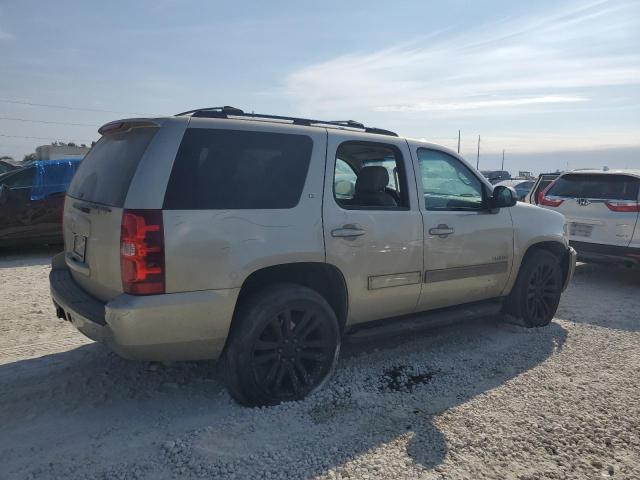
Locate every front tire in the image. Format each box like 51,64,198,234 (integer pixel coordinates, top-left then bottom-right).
506,250,563,327
224,284,341,407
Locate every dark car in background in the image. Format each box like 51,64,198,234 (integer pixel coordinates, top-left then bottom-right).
481,170,511,184
495,179,535,201
0,160,18,176
0,159,81,247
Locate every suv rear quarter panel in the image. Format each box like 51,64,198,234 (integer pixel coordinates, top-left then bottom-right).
125,117,190,208
162,119,328,293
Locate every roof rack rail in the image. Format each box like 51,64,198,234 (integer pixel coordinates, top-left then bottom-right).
174,106,398,137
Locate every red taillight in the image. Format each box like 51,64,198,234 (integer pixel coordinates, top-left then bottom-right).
605,201,640,212
537,180,563,207
120,209,165,295
538,191,564,207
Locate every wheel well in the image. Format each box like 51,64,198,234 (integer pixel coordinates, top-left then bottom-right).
522,241,570,282
233,262,349,332
524,241,566,259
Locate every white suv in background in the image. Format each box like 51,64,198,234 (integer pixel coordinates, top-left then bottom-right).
538,169,640,266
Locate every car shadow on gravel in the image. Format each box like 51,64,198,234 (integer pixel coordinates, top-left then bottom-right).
0,244,61,269
0,315,567,479
557,262,640,332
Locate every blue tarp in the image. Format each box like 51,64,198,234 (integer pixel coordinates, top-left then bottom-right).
31,159,82,200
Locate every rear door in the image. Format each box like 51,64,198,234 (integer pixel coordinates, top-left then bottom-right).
63,120,179,301
543,173,640,247
322,131,423,325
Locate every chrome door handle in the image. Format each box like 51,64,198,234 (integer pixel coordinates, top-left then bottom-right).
331,225,366,238
429,224,455,237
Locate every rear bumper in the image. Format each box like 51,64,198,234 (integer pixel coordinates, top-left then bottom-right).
49,255,239,361
570,240,640,265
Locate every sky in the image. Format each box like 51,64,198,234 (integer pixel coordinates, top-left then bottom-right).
0,0,639,174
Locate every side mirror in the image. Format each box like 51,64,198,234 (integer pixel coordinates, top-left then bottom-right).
490,185,518,209
0,184,8,205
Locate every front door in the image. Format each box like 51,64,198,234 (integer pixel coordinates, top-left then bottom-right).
323,132,423,325
410,146,514,310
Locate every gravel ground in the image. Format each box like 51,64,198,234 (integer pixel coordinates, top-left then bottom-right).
0,245,639,480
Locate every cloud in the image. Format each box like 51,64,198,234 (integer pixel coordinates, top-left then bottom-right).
423,128,640,155
282,1,640,115
376,95,588,112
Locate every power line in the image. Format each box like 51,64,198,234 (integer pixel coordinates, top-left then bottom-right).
0,116,98,127
0,98,152,116
0,133,93,142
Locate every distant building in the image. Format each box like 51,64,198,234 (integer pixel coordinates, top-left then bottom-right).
36,144,90,161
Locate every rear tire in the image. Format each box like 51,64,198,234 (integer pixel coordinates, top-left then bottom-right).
506,250,562,327
224,284,341,407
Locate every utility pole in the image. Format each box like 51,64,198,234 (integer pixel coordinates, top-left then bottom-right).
476,135,480,169
457,130,461,154
501,149,505,171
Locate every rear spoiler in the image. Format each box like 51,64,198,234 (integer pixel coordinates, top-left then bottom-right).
98,119,160,135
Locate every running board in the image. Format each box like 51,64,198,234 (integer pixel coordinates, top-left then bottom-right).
346,299,504,343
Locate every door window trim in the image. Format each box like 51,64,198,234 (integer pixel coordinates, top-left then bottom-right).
332,140,410,212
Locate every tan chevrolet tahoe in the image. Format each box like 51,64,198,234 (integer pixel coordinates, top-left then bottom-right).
50,106,576,406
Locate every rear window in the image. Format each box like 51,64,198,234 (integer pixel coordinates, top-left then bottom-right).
67,127,158,207
163,128,313,210
547,174,640,201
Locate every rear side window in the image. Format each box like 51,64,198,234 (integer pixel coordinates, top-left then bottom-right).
67,127,158,207
333,141,409,210
547,174,640,201
163,128,313,210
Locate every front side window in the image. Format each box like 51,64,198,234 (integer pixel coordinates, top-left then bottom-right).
417,149,484,211
164,128,313,209
333,141,407,209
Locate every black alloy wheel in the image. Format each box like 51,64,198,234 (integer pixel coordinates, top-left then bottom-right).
506,249,563,327
250,308,335,399
525,262,560,324
224,284,340,406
